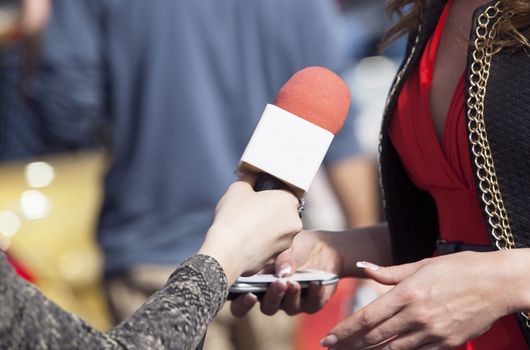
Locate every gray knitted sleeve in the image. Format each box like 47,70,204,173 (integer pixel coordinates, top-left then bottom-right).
0,252,228,349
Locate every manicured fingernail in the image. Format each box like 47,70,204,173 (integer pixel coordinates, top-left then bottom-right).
286,280,298,292
277,264,293,277
243,293,257,306
320,334,338,347
356,261,380,271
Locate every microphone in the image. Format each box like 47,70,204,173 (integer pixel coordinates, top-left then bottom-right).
239,66,351,197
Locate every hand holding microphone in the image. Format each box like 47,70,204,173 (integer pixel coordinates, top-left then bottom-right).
197,175,302,285
200,66,351,299
227,66,351,309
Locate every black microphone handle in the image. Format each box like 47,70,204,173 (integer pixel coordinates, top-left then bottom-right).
253,172,291,192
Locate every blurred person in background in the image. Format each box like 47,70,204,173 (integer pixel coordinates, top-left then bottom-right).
0,0,64,161
0,0,67,279
1,2,304,349
27,0,377,349
1,175,303,349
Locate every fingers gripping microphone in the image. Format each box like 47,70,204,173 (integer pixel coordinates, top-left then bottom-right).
239,66,351,196
214,67,351,341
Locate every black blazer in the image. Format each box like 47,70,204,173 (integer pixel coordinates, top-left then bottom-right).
379,0,530,345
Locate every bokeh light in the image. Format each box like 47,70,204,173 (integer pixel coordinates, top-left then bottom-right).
25,161,55,188
0,210,21,237
354,56,397,89
20,189,51,220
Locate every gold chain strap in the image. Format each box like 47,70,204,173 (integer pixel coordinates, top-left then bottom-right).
382,23,423,118
467,2,514,251
379,25,423,208
467,1,529,329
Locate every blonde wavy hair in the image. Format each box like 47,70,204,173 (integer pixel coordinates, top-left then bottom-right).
382,0,530,49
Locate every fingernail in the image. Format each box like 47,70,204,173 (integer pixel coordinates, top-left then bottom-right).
356,261,380,271
320,334,338,347
277,264,293,277
286,280,298,292
243,293,257,306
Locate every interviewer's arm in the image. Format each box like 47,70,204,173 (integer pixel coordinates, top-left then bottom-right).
0,252,227,350
0,179,302,349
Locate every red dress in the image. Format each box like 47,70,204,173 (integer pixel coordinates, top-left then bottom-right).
388,2,527,349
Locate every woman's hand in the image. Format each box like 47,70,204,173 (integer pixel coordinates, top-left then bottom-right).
198,177,302,285
230,224,393,317
231,230,343,317
321,251,520,349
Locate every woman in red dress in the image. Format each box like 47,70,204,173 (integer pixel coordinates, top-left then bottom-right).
384,1,527,348
233,0,530,348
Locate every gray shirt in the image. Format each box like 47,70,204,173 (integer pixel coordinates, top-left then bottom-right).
28,0,360,274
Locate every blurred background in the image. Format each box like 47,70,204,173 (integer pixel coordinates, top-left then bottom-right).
0,0,404,348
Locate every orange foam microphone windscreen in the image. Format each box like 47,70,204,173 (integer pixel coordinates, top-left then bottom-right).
274,66,351,135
